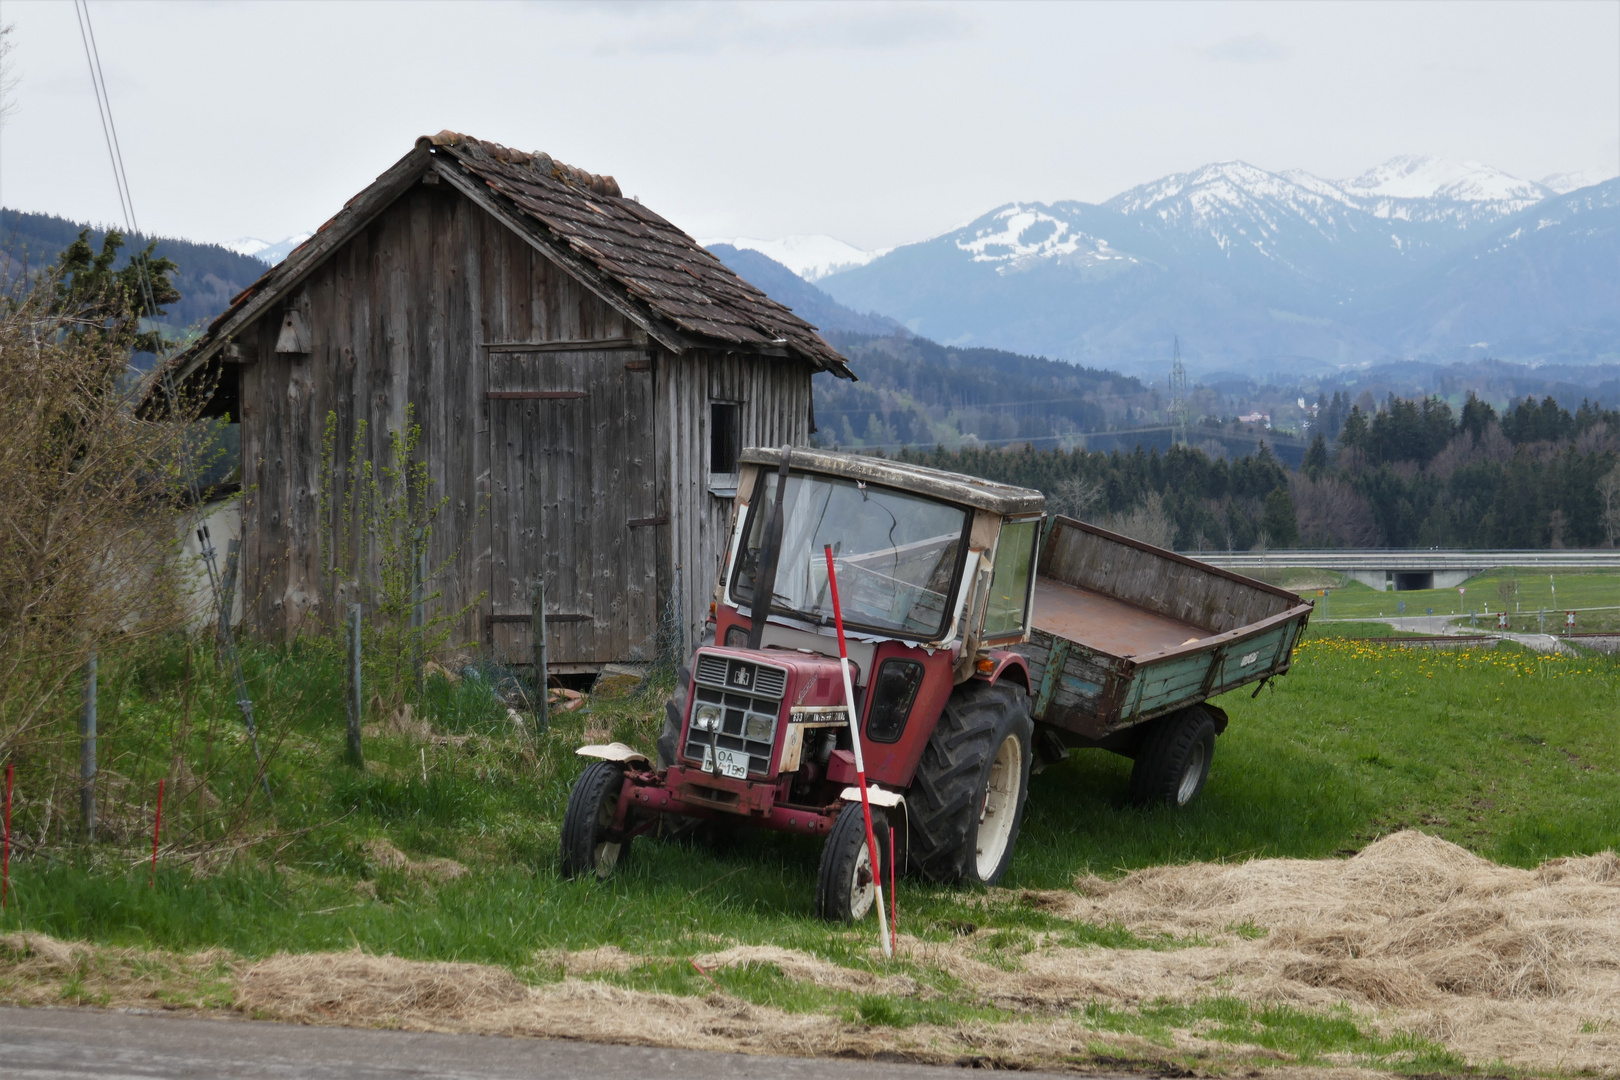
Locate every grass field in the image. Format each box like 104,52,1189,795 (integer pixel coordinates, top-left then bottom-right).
1314,567,1620,632
3,632,1618,1073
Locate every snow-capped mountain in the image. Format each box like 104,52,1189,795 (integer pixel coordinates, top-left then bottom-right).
815,157,1617,375
1541,170,1618,195
697,235,884,281
224,233,312,265
1336,155,1548,206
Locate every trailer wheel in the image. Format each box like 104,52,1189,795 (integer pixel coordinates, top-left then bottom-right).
906,681,1033,884
815,803,891,922
1129,706,1217,808
655,665,692,769
560,760,631,880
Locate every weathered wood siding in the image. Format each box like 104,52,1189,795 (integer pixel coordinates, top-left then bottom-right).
1040,518,1295,633
237,180,812,669
242,183,497,642
658,349,814,652
1024,520,1310,739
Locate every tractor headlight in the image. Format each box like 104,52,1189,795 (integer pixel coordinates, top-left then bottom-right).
692,704,722,732
744,715,773,741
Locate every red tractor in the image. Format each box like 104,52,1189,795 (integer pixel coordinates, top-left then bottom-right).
561,447,1046,920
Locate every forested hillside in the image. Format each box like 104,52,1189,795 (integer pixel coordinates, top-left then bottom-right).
1,208,267,351
905,393,1620,551
813,331,1154,451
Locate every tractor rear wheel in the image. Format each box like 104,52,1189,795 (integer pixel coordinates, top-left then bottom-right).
655,665,692,769
1128,706,1217,808
905,680,1033,884
815,803,891,922
560,760,630,880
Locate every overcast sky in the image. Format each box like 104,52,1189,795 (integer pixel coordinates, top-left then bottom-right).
1,0,1616,252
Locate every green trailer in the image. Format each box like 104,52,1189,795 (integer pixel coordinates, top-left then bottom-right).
1017,515,1313,806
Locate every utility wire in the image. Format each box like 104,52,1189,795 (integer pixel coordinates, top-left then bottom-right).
73,0,270,802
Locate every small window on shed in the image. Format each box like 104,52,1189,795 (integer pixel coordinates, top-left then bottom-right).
710,401,741,491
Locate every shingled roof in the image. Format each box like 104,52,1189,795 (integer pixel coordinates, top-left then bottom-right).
162,132,853,385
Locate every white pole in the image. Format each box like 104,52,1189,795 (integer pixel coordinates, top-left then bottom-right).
825,546,891,957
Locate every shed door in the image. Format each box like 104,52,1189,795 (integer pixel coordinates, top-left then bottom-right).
487,347,660,669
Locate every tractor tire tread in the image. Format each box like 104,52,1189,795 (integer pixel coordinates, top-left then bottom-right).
656,666,692,769
1128,706,1217,808
905,681,1030,883
560,760,627,879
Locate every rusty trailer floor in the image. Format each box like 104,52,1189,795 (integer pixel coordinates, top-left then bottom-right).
1031,577,1208,659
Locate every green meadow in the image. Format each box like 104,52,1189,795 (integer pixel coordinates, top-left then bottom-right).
2,630,1616,1072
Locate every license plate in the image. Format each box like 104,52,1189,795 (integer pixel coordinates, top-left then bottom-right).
714,748,749,779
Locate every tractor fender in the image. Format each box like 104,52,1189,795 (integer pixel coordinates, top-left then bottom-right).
839,785,906,809
577,743,652,769
976,651,1031,693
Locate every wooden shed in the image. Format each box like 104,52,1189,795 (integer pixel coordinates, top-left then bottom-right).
164,131,854,672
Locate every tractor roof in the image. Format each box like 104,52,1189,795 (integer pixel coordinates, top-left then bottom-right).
740,447,1046,516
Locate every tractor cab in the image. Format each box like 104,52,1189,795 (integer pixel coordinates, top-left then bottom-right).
565,448,1046,919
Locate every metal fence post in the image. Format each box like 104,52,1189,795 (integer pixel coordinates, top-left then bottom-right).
80,652,97,842
218,538,240,652
412,527,426,700
531,578,548,734
345,603,364,767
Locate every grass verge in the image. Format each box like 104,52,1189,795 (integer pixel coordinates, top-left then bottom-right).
1,634,1617,1074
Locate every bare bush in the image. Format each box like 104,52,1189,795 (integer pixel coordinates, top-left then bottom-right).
0,262,202,827
1047,476,1104,521
1289,472,1379,548
1105,492,1175,548
1597,467,1620,548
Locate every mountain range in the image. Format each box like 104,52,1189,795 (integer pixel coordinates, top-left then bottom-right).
810,156,1620,379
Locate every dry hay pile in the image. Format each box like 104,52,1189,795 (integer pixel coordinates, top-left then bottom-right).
983,830,1619,1071
235,832,1619,1073
237,947,1193,1070
361,838,466,882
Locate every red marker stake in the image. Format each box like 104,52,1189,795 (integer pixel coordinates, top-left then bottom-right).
888,824,898,954
3,762,12,911
823,545,892,958
150,779,164,889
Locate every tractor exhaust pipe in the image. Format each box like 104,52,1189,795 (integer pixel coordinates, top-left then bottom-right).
747,448,791,649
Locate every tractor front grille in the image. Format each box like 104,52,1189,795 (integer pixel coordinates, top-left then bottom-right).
695,654,786,699
685,653,786,777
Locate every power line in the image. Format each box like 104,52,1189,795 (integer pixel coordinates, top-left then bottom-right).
72,0,269,802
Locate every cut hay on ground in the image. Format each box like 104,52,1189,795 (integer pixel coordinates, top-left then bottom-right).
996,830,1620,1071
4,832,1616,1075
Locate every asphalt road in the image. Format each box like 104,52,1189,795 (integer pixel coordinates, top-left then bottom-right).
0,1007,1083,1079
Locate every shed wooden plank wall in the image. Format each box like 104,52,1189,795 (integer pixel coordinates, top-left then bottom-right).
241,183,631,648
237,178,817,669
659,349,813,652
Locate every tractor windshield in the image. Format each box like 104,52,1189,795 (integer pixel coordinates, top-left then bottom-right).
731,471,971,640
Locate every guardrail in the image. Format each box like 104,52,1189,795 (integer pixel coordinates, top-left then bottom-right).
1182,550,1620,571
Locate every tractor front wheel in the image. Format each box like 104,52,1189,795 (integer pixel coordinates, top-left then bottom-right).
814,803,891,922
560,760,631,880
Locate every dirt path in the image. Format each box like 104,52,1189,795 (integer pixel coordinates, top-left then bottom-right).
1359,615,1580,654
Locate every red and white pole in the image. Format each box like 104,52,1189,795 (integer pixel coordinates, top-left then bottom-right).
2,762,12,911
150,779,164,889
823,545,892,957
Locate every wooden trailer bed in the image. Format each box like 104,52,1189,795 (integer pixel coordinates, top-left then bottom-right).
1016,516,1314,742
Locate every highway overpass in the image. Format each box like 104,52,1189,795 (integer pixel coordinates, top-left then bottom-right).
1184,550,1620,591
